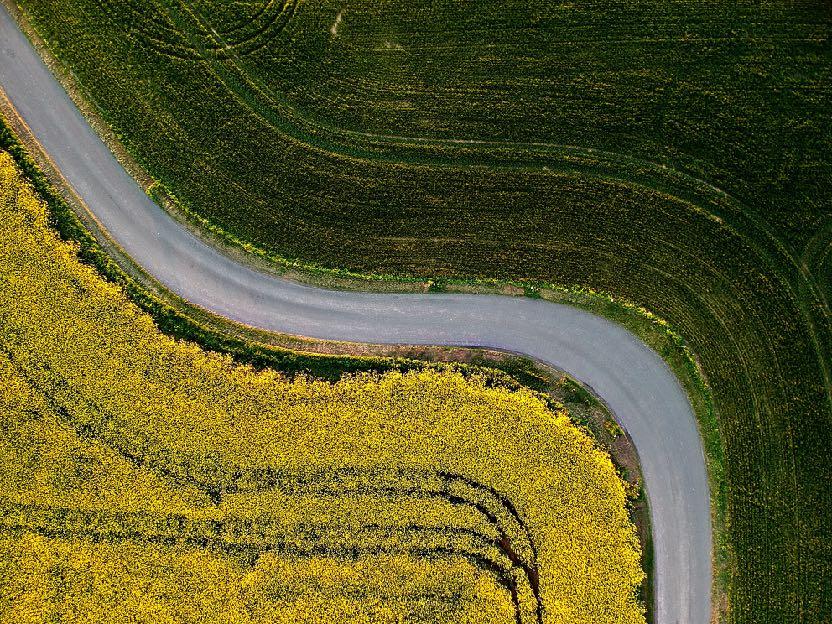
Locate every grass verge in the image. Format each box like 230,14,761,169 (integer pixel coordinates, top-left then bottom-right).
0,108,666,618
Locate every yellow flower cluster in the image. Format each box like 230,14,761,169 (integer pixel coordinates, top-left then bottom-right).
2,535,511,624
0,151,645,623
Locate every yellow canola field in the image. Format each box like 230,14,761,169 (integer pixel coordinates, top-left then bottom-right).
0,151,645,623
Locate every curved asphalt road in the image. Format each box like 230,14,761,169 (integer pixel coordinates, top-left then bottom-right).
0,7,710,623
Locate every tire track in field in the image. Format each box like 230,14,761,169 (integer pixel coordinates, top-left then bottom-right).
0,340,544,623
139,0,830,411
0,500,531,624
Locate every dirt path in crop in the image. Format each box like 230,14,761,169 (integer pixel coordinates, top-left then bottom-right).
0,6,711,623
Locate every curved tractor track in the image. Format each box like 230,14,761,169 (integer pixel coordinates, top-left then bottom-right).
0,6,710,624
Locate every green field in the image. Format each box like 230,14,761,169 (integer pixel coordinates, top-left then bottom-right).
9,0,832,621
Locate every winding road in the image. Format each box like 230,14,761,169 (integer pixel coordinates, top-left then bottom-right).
0,6,710,623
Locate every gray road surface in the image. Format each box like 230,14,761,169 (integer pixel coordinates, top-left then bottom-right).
0,6,711,622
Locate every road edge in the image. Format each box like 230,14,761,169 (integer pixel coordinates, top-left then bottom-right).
0,3,729,618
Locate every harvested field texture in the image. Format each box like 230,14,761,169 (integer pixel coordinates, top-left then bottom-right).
8,1,832,621
0,151,645,623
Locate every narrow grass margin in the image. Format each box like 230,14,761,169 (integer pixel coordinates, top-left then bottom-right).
0,109,667,619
